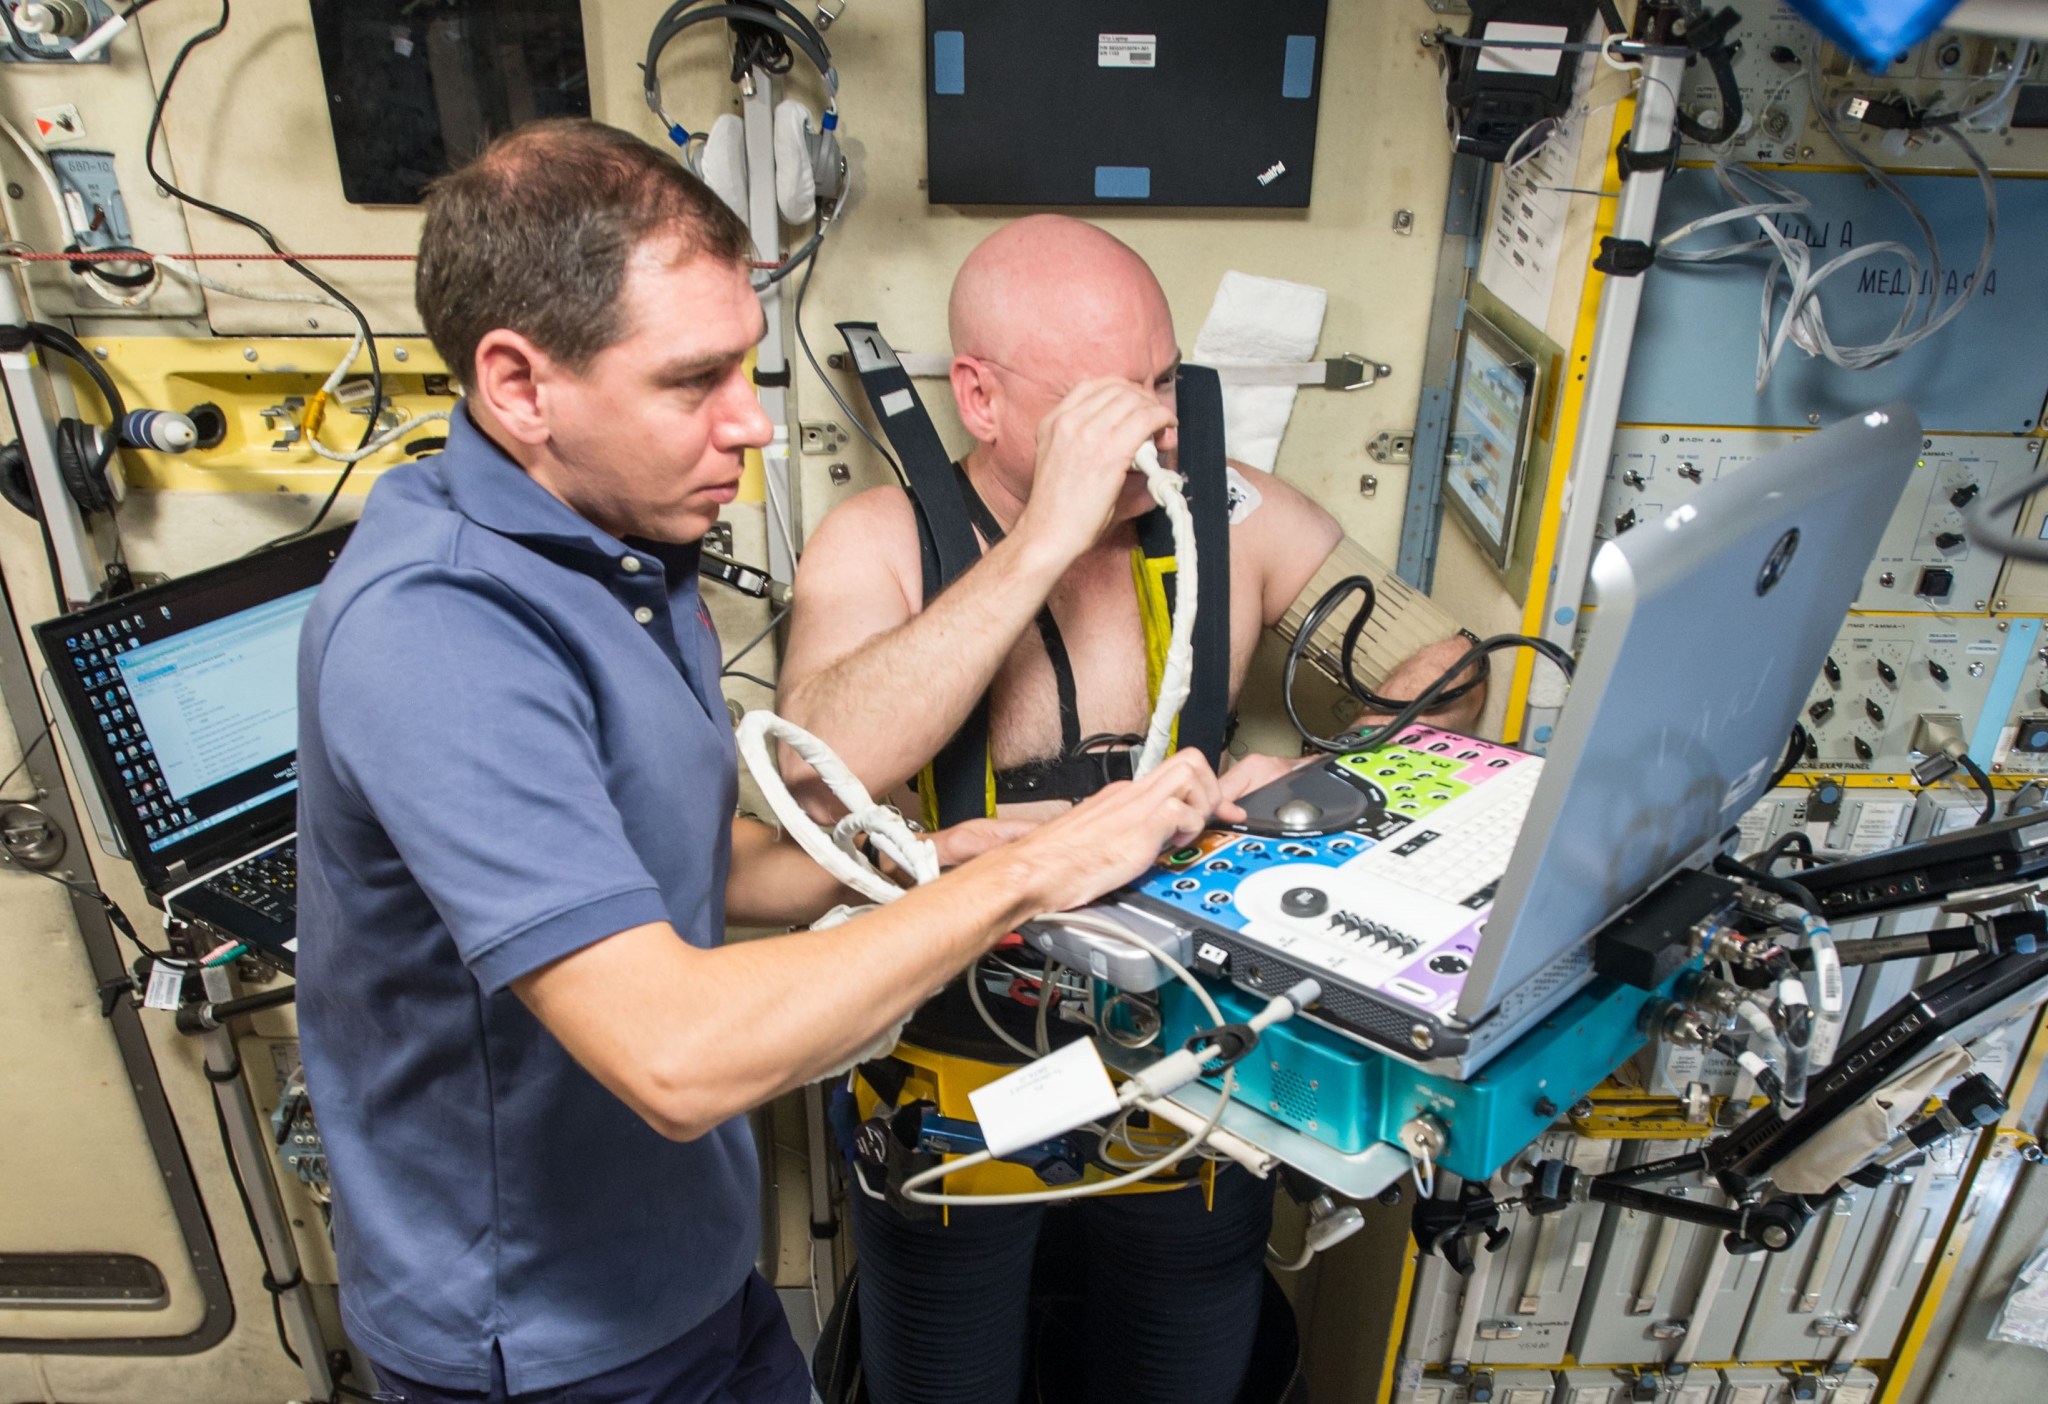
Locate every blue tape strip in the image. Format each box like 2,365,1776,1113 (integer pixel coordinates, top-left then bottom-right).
1972,616,2040,762
1094,166,1151,199
1282,35,1317,99
932,30,965,96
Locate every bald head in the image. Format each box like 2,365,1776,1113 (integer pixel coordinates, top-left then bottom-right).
949,216,1176,377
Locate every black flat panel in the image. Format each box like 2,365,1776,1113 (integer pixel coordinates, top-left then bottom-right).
308,0,591,206
925,1,1329,208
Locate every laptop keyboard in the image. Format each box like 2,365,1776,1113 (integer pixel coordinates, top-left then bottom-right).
1370,764,1540,904
200,844,297,923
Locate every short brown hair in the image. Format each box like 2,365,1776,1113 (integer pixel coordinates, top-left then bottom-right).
416,119,752,385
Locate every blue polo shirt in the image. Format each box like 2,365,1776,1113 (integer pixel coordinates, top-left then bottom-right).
295,407,757,1393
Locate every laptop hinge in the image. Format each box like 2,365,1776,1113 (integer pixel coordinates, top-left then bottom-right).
164,859,186,882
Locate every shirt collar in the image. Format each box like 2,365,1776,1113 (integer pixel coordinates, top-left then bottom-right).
441,404,628,558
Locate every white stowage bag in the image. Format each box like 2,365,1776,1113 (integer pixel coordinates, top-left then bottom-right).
1770,1041,1973,1195
1992,1229,2048,1351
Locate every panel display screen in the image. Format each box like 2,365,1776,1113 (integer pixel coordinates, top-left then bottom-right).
308,0,591,205
1444,314,1538,568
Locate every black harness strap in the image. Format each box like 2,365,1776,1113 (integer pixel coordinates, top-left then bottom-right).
1165,364,1232,768
953,466,1085,760
835,323,991,827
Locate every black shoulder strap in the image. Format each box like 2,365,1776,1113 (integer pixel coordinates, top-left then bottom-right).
953,466,1084,759
836,322,992,825
1155,364,1232,767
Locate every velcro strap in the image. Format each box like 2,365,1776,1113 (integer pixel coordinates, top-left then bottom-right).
1593,236,1656,277
994,750,1135,805
1615,135,1679,179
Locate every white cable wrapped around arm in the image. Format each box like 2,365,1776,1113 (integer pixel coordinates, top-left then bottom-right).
735,710,938,904
1131,441,1196,778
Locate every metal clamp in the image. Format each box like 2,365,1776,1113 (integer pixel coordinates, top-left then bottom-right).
1325,355,1391,391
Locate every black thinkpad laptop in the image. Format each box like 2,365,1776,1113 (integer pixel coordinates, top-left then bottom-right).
34,528,351,971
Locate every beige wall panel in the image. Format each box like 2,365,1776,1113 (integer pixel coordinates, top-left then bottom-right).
0,498,324,1400
0,24,205,322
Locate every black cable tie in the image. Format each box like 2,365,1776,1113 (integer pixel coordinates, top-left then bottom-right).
204,1058,243,1084
1615,136,1680,179
260,1269,304,1296
752,367,792,387
0,324,28,354
1593,237,1656,277
1187,1021,1258,1068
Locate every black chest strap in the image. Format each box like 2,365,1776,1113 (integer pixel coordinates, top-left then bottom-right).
952,465,1086,762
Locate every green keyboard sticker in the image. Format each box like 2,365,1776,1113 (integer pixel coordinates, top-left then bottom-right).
1336,747,1471,820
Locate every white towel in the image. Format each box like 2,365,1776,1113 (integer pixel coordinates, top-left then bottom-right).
1191,272,1328,473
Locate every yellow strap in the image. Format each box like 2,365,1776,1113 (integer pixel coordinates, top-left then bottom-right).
1130,548,1181,755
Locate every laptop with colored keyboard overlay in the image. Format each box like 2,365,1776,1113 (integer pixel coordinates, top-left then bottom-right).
34,528,351,971
1050,407,1921,1075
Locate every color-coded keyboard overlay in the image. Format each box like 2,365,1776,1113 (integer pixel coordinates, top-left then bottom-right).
1126,727,1539,1014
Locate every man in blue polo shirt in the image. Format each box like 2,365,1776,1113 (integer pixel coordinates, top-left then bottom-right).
295,119,1227,1404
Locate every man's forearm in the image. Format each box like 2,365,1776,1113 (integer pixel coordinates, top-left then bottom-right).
546,848,1050,1140
780,531,1070,807
725,817,858,927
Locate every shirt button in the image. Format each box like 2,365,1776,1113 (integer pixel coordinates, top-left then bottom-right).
633,606,655,625
621,556,642,574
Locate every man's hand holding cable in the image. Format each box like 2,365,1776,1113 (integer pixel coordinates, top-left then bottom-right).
1010,378,1175,567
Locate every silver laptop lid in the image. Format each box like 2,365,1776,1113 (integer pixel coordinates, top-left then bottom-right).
1457,405,1922,1020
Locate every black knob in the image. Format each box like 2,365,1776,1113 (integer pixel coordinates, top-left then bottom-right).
1877,659,1898,686
1824,655,1842,685
1934,531,1966,551
1854,736,1875,761
1867,698,1886,725
1951,482,1980,509
1931,659,1951,684
1280,886,1328,919
1809,698,1834,724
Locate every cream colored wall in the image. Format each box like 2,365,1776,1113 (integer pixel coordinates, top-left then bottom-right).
0,3,1543,1399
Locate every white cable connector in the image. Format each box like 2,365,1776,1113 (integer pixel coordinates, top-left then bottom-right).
66,11,125,60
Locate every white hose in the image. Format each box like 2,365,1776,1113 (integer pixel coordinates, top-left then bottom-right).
736,710,938,904
1130,440,1195,778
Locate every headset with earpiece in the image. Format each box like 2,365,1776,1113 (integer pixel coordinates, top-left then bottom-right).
0,320,126,521
643,0,847,225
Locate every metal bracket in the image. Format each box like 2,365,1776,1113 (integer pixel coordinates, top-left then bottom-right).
1475,1320,1525,1340
799,421,849,455
1810,1315,1860,1338
0,801,63,868
1369,432,1415,465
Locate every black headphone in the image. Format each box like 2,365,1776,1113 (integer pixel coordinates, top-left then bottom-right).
643,0,838,119
643,0,846,216
0,321,125,520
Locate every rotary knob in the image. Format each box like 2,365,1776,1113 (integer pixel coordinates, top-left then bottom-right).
1280,886,1329,918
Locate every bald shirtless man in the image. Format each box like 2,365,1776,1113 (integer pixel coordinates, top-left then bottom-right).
779,217,1481,1404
